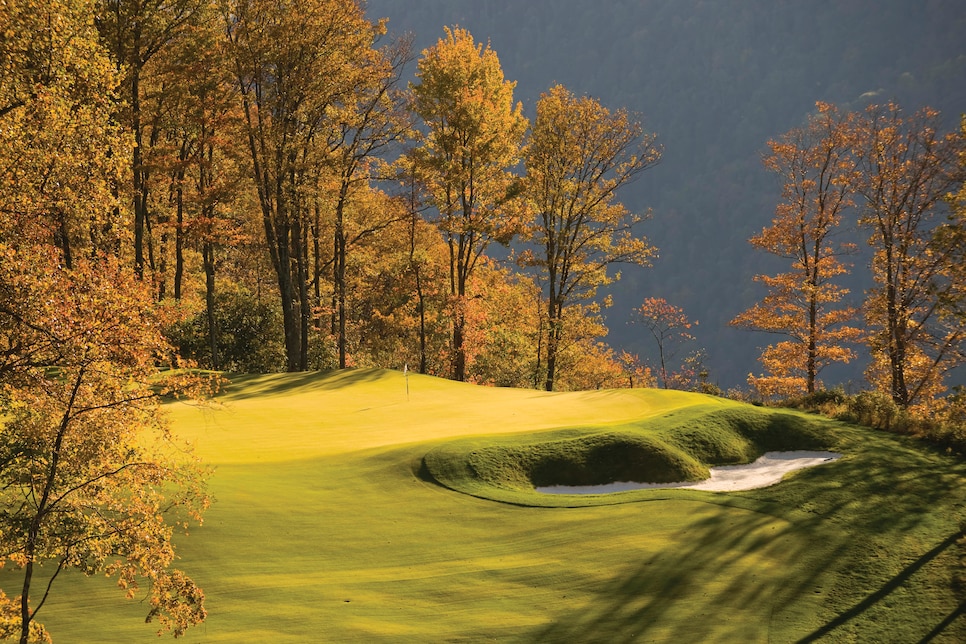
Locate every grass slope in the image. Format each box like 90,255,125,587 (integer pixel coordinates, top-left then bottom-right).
422,402,837,506
14,369,966,642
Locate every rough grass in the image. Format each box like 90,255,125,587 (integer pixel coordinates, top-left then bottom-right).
7,369,966,642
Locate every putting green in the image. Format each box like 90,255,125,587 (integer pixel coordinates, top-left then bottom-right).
9,369,966,642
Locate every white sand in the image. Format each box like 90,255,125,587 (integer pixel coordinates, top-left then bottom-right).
535,451,843,495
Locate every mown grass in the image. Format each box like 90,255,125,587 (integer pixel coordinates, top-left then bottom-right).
10,369,966,642
422,402,837,505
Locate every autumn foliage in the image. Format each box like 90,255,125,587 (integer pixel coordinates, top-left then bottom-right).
732,103,862,398
2,5,965,638
1,1,211,641
634,298,697,389
734,101,965,406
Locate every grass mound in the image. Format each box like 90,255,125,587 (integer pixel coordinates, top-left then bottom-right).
422,401,838,504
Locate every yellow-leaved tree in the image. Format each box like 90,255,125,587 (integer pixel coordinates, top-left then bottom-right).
851,103,966,408
224,0,386,371
410,26,528,382
522,85,660,391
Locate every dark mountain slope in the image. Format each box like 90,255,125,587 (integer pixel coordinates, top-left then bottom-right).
366,0,966,389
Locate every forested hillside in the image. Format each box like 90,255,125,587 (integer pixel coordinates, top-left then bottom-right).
366,0,966,388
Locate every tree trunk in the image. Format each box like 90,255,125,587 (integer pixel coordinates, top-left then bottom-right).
20,371,83,644
334,194,348,368
453,308,466,382
272,221,301,372
296,210,310,371
807,294,818,394
544,299,562,392
54,211,73,270
175,142,194,301
406,184,428,374
203,241,218,370
450,232,471,382
132,62,146,279
311,199,323,331
884,240,909,406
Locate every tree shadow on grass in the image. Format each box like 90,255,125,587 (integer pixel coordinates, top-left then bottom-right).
797,530,964,642
531,501,830,642
218,368,393,399
532,431,966,642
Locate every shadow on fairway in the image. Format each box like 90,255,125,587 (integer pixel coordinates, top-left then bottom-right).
533,432,966,642
797,530,964,643
533,504,833,642
219,368,391,399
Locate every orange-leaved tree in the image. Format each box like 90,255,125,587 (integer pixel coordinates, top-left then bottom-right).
0,247,212,644
633,297,697,389
410,26,528,382
851,102,966,408
94,0,205,278
732,102,862,398
936,115,966,361
1,4,211,639
523,85,660,391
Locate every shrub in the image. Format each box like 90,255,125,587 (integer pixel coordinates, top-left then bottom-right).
840,391,902,430
169,288,286,372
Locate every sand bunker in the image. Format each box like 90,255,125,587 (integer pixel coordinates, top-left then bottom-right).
535,450,843,494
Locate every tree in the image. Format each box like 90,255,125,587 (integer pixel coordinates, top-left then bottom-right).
523,84,660,391
731,103,862,398
0,0,124,263
95,0,204,278
324,35,412,369
1,6,210,638
463,261,541,388
0,247,211,643
153,7,250,370
328,186,437,371
410,26,528,381
633,297,697,389
225,0,384,370
851,102,966,407
938,115,966,339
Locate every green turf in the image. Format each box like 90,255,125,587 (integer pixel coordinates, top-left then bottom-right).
9,369,966,642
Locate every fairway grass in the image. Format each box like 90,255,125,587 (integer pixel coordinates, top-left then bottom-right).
13,369,966,642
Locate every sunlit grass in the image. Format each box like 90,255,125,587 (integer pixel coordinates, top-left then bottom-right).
15,369,966,642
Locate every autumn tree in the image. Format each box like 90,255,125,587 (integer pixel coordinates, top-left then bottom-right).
224,0,384,370
731,103,862,398
523,84,660,391
463,261,541,388
851,103,966,407
938,115,966,343
0,5,212,639
410,26,528,381
633,297,697,389
0,249,211,644
0,0,125,263
95,0,204,278
555,337,630,392
324,35,413,368
150,7,251,369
